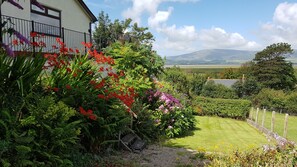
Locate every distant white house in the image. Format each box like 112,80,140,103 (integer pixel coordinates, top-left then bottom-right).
1,0,97,52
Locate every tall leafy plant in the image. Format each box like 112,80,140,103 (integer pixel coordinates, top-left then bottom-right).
0,50,46,111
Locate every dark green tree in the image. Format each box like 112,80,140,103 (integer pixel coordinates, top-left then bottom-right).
252,43,296,90
93,11,132,50
232,77,261,98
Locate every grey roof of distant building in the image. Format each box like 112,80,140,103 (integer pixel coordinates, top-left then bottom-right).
208,79,239,88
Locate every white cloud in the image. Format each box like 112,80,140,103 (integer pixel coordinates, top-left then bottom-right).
122,0,198,24
259,2,297,48
198,27,260,50
148,7,173,28
123,0,259,56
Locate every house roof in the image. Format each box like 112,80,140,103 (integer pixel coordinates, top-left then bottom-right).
77,0,97,23
208,79,239,88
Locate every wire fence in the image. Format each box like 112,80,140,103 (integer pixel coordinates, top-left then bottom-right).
248,107,297,145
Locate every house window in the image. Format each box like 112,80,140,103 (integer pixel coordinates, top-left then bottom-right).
30,3,61,36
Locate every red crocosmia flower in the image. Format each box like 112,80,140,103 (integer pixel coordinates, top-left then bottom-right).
12,39,18,45
89,115,97,120
79,107,87,115
56,38,62,43
52,45,58,49
87,71,93,75
89,80,96,85
99,67,104,72
65,84,71,90
69,48,74,53
31,42,39,47
53,87,59,92
66,67,72,73
81,42,92,49
30,32,38,38
98,94,105,99
75,48,80,54
38,41,46,47
86,109,93,115
60,60,66,65
73,73,78,77
119,70,125,77
19,40,24,45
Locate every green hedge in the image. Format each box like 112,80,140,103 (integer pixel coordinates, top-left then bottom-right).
194,96,251,119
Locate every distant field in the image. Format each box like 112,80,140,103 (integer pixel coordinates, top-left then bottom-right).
164,64,241,68
165,64,297,77
164,116,271,153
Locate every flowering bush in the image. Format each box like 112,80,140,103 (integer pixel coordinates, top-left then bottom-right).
43,39,137,152
144,90,196,138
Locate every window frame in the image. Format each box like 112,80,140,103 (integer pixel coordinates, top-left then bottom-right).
30,3,62,37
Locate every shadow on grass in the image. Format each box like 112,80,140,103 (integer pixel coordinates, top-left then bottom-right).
163,127,202,149
176,127,201,138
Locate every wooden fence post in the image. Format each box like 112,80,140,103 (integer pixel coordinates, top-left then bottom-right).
255,108,259,124
250,107,254,120
283,114,289,138
261,109,266,127
271,111,275,132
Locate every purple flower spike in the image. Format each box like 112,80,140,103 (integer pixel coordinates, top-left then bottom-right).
14,31,30,45
7,0,24,10
2,43,15,57
31,0,44,10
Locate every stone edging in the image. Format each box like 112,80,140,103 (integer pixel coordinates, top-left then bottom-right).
247,119,295,147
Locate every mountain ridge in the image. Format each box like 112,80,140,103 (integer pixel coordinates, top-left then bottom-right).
165,49,297,65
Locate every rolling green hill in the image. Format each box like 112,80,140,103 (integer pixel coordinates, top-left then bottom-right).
165,49,297,65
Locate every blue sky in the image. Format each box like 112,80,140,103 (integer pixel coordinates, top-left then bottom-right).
84,0,297,57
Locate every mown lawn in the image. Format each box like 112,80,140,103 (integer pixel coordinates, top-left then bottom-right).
250,108,297,143
164,116,271,153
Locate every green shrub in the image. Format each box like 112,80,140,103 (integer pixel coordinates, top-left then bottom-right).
0,96,81,167
189,73,207,96
201,80,238,99
194,96,251,119
161,67,191,97
232,77,261,98
252,88,286,111
209,146,297,167
284,91,297,114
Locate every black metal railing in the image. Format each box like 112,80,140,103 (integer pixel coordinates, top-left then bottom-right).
1,15,91,53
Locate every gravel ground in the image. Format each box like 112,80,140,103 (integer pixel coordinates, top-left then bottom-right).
110,144,210,167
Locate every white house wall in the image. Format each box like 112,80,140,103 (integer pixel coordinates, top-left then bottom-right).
2,1,31,20
1,0,92,33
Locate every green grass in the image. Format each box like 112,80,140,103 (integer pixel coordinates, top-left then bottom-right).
164,116,271,153
250,108,297,143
